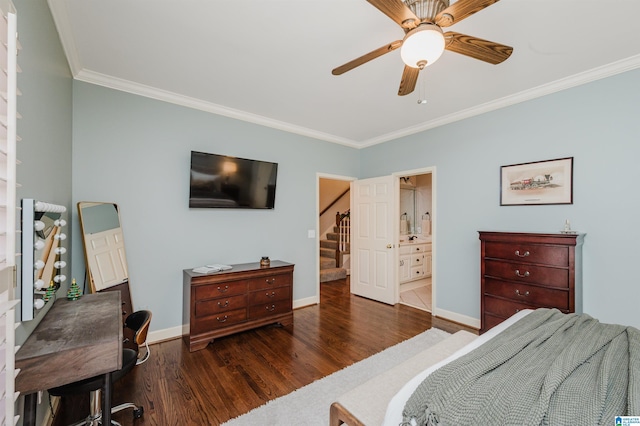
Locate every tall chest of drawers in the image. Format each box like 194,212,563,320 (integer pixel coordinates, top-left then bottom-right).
479,232,584,333
183,260,294,352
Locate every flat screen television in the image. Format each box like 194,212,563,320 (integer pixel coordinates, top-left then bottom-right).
189,150,278,209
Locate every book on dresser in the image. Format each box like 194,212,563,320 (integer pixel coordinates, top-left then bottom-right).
479,231,585,334
183,260,294,352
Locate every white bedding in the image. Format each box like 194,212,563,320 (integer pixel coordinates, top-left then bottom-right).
382,310,533,426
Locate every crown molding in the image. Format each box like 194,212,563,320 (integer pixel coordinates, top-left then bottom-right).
73,69,361,149
360,54,640,148
47,0,81,76
75,54,640,150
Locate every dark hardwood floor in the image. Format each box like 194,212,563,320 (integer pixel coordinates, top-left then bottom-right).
51,278,476,426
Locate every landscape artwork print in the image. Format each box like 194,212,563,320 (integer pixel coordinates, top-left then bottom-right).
500,157,573,206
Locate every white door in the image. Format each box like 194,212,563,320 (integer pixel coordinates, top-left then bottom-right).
350,175,397,305
84,227,129,291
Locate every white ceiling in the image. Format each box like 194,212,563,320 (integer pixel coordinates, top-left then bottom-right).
48,0,640,148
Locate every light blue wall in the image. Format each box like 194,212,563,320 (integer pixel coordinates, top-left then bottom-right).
70,82,360,332
361,68,640,329
13,0,72,336
13,0,72,423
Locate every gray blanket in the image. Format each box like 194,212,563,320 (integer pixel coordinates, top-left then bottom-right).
402,309,640,426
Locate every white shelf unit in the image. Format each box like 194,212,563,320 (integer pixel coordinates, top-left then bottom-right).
0,0,19,424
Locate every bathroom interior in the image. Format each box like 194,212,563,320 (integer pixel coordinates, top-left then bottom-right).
399,173,433,311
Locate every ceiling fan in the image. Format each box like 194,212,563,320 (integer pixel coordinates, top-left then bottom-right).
332,0,513,96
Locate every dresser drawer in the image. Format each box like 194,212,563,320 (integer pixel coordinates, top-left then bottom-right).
248,299,292,319
485,242,568,267
195,294,247,318
195,280,247,300
248,285,291,305
248,273,293,291
484,295,534,319
484,259,568,288
483,312,508,331
191,308,247,334
484,278,569,310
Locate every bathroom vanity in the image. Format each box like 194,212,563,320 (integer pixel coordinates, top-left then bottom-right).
399,239,432,283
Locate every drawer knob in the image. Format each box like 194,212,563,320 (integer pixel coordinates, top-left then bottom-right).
266,278,276,285
216,315,228,323
217,300,230,308
266,304,276,312
217,285,229,293
515,289,530,297
515,269,530,278
266,291,276,298
514,250,530,258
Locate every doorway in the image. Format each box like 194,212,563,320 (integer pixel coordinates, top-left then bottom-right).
316,173,355,303
396,169,434,312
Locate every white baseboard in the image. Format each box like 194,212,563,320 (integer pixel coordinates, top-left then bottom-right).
148,325,184,343
432,307,480,330
293,296,318,309
150,297,318,343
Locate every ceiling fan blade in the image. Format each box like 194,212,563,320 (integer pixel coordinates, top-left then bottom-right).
444,32,513,64
332,40,403,75
435,0,500,27
398,66,419,96
366,0,419,29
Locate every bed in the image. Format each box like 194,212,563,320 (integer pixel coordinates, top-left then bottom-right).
330,309,639,426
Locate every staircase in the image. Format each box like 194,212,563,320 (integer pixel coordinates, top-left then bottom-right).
320,226,348,283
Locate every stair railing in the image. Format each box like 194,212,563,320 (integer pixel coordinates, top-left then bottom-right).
335,210,350,268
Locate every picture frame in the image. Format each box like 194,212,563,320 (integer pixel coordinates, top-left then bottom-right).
500,157,573,206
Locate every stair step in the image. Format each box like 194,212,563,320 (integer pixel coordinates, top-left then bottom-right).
320,247,335,258
327,232,339,241
320,267,347,283
320,257,336,269
320,239,338,249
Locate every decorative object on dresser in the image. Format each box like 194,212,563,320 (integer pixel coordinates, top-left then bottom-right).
478,231,584,333
183,261,294,352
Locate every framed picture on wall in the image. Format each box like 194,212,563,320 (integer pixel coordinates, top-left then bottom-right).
500,157,573,206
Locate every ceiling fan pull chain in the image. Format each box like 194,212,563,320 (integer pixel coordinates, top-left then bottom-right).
417,70,428,105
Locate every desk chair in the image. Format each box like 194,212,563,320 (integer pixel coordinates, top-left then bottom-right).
49,310,152,426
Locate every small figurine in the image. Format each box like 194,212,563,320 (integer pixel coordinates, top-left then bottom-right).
67,278,82,300
43,281,56,302
561,219,576,234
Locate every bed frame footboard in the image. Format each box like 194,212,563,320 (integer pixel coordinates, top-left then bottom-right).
330,402,365,426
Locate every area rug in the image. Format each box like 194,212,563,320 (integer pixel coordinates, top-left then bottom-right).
221,327,450,426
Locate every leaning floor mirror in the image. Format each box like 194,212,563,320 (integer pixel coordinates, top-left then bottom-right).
78,201,136,346
77,201,129,292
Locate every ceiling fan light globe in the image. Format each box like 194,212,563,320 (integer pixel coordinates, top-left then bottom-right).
400,24,445,69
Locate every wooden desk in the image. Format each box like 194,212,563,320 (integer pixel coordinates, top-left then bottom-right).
16,292,123,425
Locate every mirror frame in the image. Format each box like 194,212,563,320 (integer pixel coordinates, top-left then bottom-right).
77,201,129,293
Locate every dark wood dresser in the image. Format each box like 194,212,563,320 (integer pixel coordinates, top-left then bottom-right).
183,260,294,352
479,232,585,333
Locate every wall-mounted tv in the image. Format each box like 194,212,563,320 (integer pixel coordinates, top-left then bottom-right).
189,150,278,209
